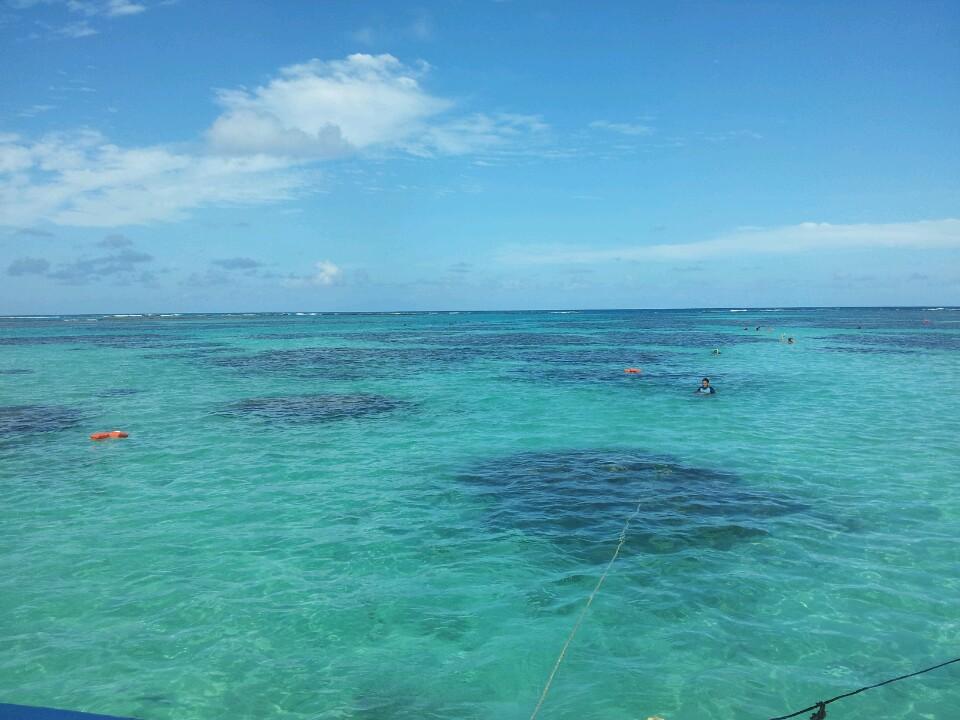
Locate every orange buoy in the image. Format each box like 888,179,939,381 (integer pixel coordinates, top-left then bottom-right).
90,430,129,440
624,367,642,374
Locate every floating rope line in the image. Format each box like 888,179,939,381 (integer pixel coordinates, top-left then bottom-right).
768,655,960,719
528,498,644,720
526,484,958,720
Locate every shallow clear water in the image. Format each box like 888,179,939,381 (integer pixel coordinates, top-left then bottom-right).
1,308,958,720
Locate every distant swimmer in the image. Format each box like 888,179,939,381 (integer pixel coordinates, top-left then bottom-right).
712,348,721,355
695,377,716,395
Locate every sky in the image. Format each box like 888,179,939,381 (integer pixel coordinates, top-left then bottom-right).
1,0,958,313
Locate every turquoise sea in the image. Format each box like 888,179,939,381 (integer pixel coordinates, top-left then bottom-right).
1,307,958,720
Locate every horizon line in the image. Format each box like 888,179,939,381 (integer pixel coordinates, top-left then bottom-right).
2,305,957,318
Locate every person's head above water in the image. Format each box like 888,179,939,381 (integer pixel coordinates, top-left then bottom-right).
695,377,716,394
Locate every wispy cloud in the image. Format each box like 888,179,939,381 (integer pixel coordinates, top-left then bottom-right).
499,219,960,265
55,20,97,37
47,246,153,283
350,11,435,46
7,0,150,40
103,0,145,17
6,236,154,284
408,12,434,41
97,233,133,248
18,104,57,117
409,112,548,157
0,130,310,227
589,119,654,136
7,257,51,276
12,227,56,237
350,26,376,46
180,257,266,287
18,0,147,16
212,257,263,270
1,54,546,228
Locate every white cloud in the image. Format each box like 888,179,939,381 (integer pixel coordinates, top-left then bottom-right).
283,260,343,287
207,54,546,159
207,109,351,159
207,54,449,156
307,260,342,286
0,140,33,173
499,219,960,265
0,131,310,227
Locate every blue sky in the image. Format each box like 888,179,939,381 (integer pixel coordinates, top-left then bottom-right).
1,0,958,313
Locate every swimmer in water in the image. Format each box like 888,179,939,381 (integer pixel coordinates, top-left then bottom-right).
695,377,716,394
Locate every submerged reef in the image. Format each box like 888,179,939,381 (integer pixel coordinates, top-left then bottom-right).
97,388,143,397
0,404,85,436
0,332,183,349
206,345,493,380
823,332,960,353
219,393,414,424
458,450,804,561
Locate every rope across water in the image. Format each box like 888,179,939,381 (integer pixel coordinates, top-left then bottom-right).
528,498,645,720
768,655,960,719
523,472,959,719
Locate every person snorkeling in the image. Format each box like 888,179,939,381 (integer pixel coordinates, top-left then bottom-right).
695,377,716,395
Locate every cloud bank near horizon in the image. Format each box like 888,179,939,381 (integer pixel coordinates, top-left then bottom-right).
498,219,960,265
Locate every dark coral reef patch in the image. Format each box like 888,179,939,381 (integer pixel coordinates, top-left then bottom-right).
219,393,415,424
0,404,85,436
458,449,803,560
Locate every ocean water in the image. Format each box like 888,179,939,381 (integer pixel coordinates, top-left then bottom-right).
1,308,958,720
